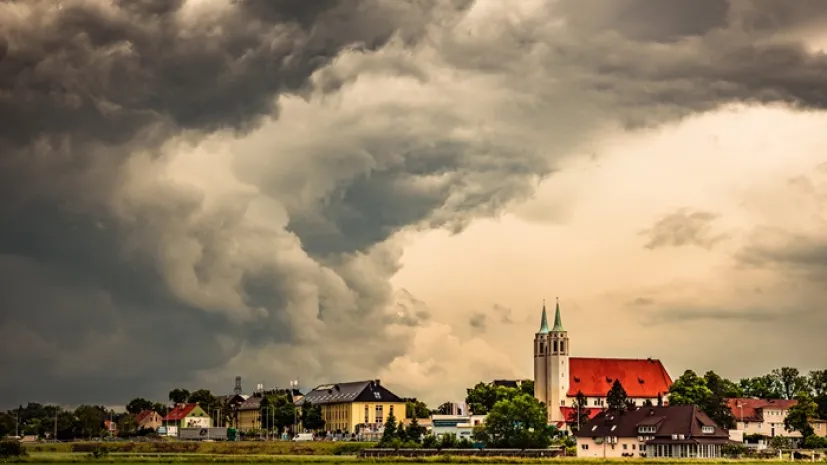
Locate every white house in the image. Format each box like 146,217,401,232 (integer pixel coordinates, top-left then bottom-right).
430,414,486,441
728,398,801,441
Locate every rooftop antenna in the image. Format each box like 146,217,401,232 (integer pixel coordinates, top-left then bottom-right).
234,376,242,395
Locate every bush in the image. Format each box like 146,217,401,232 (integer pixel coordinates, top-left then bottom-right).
89,445,110,459
331,442,370,455
421,434,438,448
803,434,827,449
722,442,748,458
0,439,27,458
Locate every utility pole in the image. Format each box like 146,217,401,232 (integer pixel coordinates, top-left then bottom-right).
15,407,20,438
54,408,58,442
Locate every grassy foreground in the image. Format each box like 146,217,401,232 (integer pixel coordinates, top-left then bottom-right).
23,441,371,456
9,454,807,464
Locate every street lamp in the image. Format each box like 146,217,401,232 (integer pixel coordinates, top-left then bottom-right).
289,380,299,437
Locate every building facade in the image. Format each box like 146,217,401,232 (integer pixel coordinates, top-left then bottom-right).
728,398,801,439
533,299,673,426
295,380,406,434
135,410,163,431
163,403,211,430
575,405,731,458
430,414,486,441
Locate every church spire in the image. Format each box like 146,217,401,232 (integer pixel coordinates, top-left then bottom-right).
538,299,550,334
552,297,564,332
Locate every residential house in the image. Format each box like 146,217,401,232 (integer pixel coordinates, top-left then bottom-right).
533,300,672,427
431,414,486,441
728,398,801,439
135,410,163,431
237,396,263,432
104,419,118,437
295,379,406,434
812,420,827,438
163,403,211,432
575,405,732,458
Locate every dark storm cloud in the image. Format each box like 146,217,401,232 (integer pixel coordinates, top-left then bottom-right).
641,209,725,250
6,0,827,409
0,0,474,408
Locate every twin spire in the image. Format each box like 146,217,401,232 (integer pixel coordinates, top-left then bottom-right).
538,297,564,334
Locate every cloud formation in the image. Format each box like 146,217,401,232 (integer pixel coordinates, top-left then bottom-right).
3,0,827,408
642,209,725,250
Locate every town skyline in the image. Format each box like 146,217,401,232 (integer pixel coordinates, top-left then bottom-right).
2,0,827,410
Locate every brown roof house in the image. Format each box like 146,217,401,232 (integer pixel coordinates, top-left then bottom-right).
135,410,163,432
575,405,732,458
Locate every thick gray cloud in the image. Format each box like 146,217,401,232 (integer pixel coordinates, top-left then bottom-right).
3,0,827,408
641,209,726,250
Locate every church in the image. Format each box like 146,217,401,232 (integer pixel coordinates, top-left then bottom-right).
533,299,673,427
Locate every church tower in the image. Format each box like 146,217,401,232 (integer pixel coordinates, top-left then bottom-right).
533,301,550,407
547,298,569,423
534,298,569,423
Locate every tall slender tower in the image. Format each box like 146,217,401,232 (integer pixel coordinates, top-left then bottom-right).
533,301,550,408
547,298,570,423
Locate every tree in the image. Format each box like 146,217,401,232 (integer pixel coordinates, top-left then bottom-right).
405,416,426,443
668,370,713,406
300,402,325,432
125,398,153,415
606,380,628,412
0,413,15,438
434,402,453,415
773,367,809,400
379,412,398,445
478,394,554,449
785,391,817,437
406,400,430,419
739,375,782,399
74,405,107,438
168,389,190,404
567,390,589,432
465,382,519,415
519,380,535,397
118,414,137,436
770,436,793,450
702,371,736,429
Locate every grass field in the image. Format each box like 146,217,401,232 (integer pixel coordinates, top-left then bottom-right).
14,443,823,464
23,441,371,456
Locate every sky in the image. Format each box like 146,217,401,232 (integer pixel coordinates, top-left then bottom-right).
1,0,827,410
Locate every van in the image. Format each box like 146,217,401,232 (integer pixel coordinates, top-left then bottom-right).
293,433,314,442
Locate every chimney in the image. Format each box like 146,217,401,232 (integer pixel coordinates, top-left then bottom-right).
374,379,381,386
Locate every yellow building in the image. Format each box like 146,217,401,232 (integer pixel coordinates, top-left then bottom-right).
236,389,304,432
296,379,407,434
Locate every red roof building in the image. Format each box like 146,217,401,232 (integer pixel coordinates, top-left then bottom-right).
162,403,211,428
533,300,673,427
568,357,673,398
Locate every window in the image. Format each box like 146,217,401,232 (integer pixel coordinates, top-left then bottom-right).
539,342,544,354
376,405,383,424
364,405,369,424
632,444,636,450
638,426,656,434
390,405,394,417
553,340,559,352
581,444,589,450
561,400,565,406
702,426,714,434
623,444,628,450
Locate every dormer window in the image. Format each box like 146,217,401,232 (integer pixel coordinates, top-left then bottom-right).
638,425,656,434
702,426,714,434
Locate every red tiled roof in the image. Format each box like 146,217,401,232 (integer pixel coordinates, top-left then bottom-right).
728,398,797,422
568,357,672,397
135,410,156,423
559,406,602,422
163,403,197,421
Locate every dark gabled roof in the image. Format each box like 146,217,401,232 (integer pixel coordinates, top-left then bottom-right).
574,405,729,440
238,396,263,411
491,380,521,389
296,380,403,406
